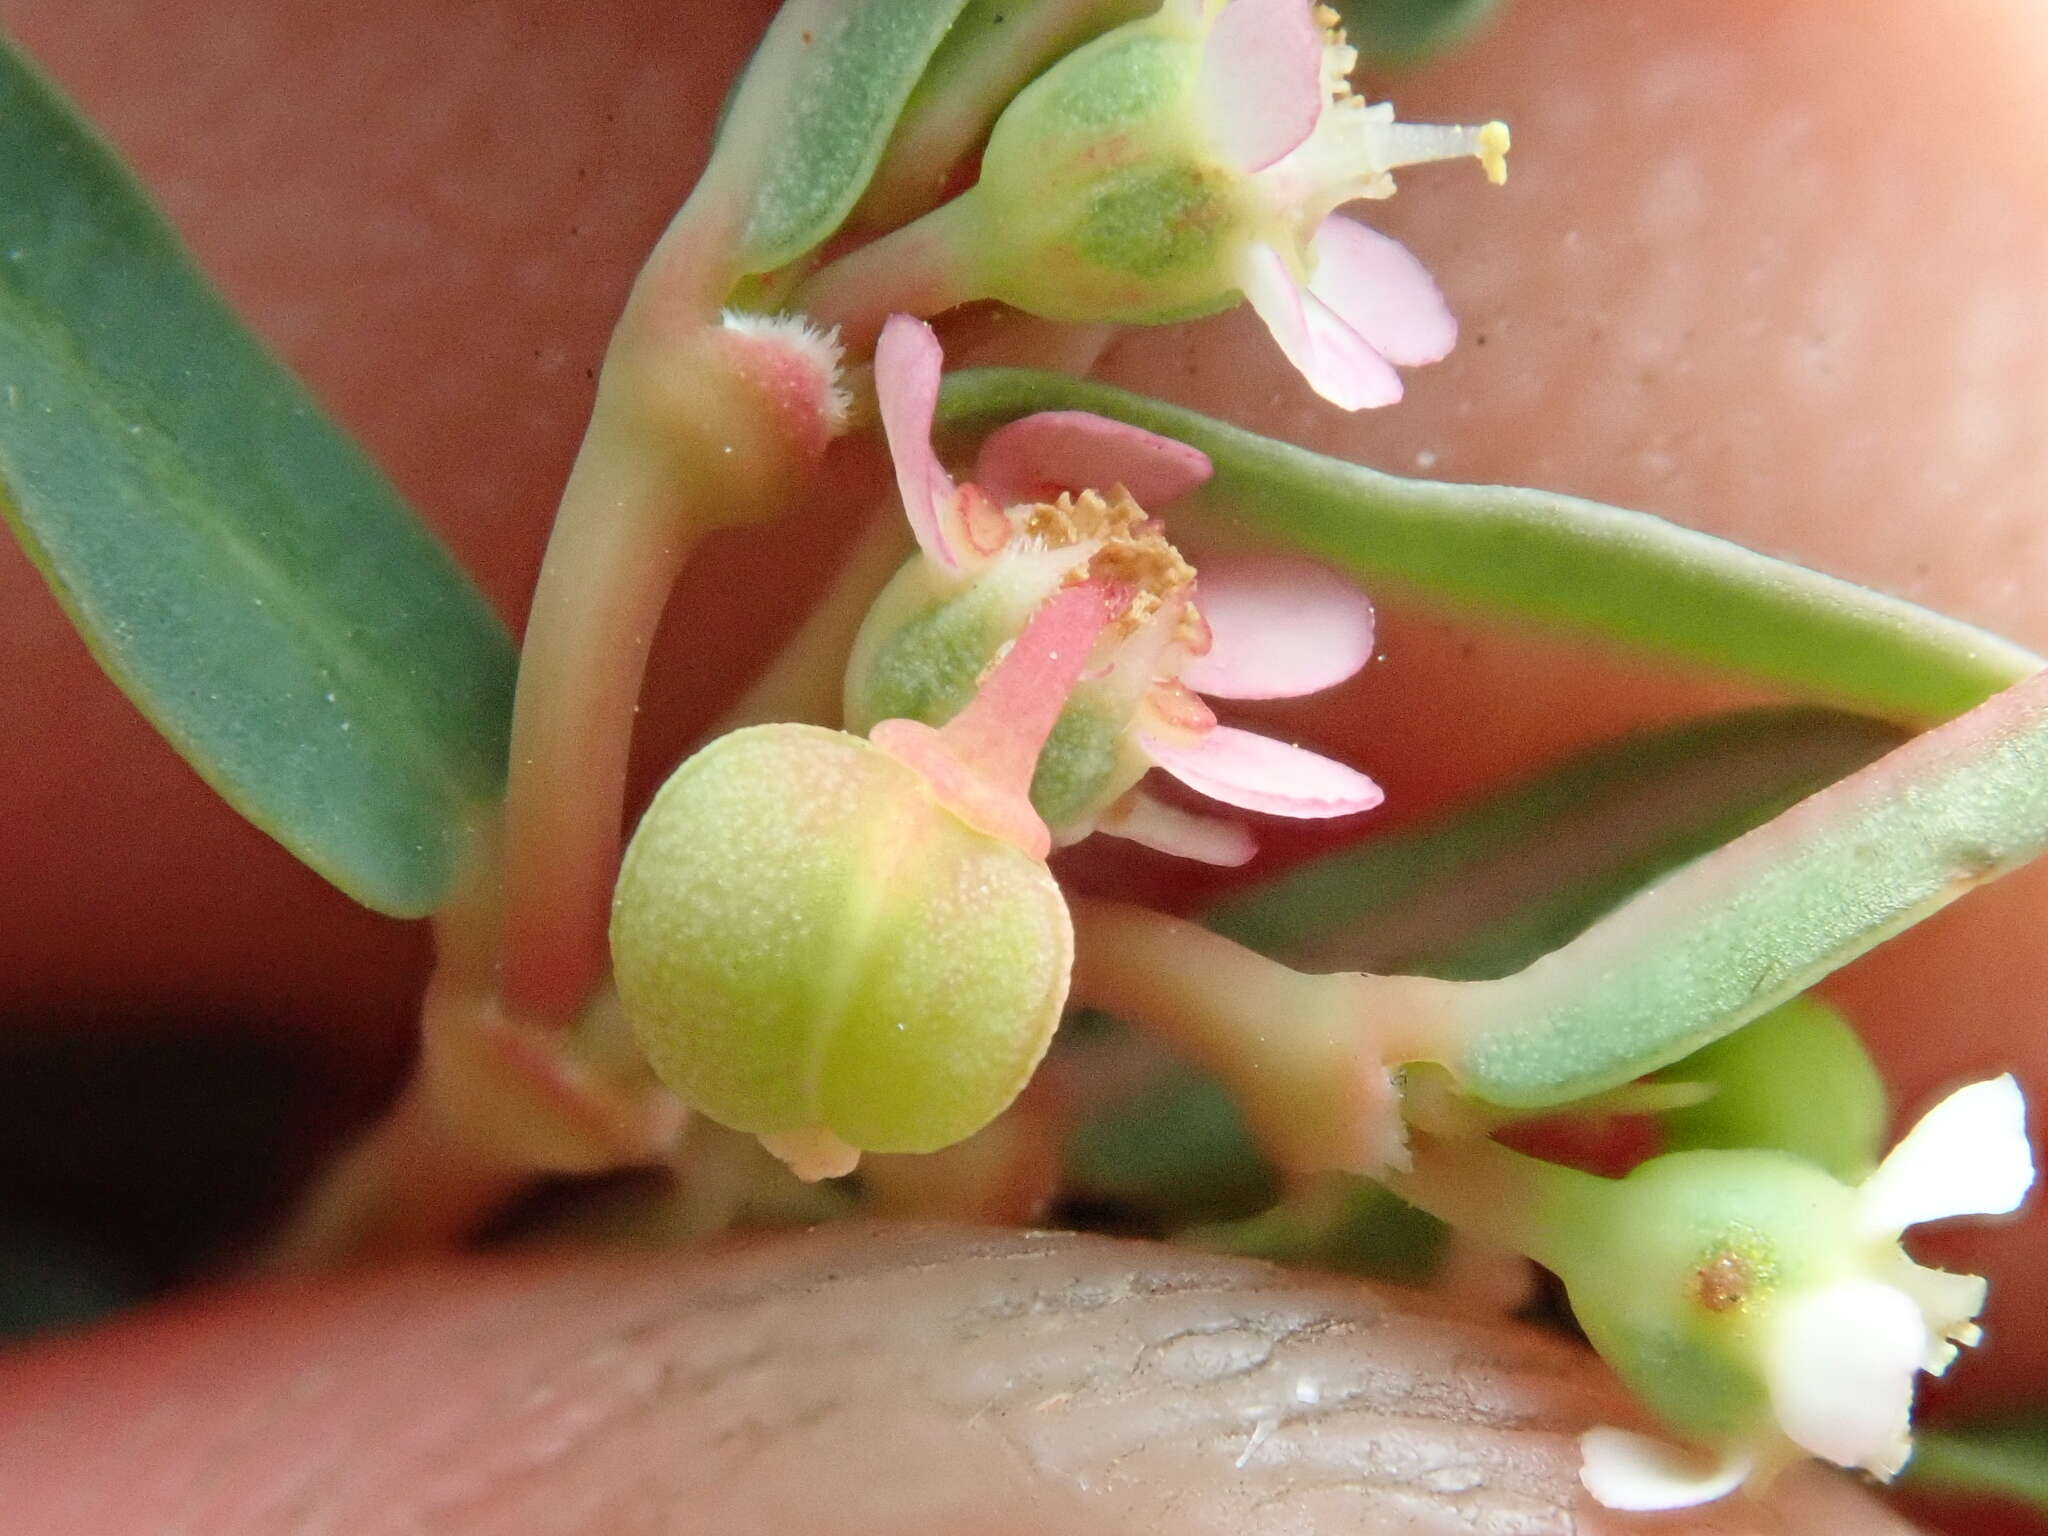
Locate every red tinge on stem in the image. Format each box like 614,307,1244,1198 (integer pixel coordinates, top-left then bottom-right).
873,583,1117,859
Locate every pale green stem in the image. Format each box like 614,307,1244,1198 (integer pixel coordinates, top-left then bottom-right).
499,408,703,1025
1384,1132,1607,1275
793,192,989,351
495,0,848,1028
260,827,528,1268
255,1058,526,1271
1066,898,1465,1177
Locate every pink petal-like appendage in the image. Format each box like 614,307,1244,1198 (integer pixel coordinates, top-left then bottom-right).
875,314,965,569
1096,791,1258,866
1197,0,1323,173
1141,724,1383,818
974,411,1214,510
940,582,1114,800
1307,214,1458,368
1180,554,1375,700
872,583,1116,861
1241,244,1403,412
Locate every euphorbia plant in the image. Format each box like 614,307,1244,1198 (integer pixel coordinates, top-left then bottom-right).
1,0,2045,1529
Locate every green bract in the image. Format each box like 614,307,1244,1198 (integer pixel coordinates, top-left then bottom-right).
609,724,1073,1166
965,20,1250,321
843,551,1154,839
1545,1150,1853,1444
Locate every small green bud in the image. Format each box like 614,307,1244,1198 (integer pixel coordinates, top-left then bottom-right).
610,724,1072,1176
1657,997,1889,1182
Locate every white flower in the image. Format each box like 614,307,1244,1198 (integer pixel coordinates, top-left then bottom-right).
1170,0,1508,408
1580,1074,2034,1512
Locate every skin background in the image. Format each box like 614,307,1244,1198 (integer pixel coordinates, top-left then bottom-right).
0,0,2042,1529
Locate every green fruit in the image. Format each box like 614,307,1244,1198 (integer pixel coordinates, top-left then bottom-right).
610,724,1072,1157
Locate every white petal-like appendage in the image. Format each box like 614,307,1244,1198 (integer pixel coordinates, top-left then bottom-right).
1857,1074,2035,1238
1197,0,1322,173
1241,243,1403,411
1306,214,1458,367
1890,1261,1989,1372
1180,554,1374,700
1095,791,1258,866
1764,1281,1927,1477
875,314,966,569
1577,1427,1752,1512
973,410,1213,511
1141,724,1382,818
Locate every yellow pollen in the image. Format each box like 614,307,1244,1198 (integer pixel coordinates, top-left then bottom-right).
1023,489,1195,640
1478,120,1511,186
1313,4,1357,104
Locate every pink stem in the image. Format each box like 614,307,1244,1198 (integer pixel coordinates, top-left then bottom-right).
498,422,692,1025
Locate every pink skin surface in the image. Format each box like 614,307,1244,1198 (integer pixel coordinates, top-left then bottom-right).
0,0,2041,1529
0,1224,1920,1536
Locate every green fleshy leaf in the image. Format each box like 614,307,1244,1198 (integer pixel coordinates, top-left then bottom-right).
1449,670,2048,1107
0,39,513,917
1906,1412,2048,1514
1210,708,1903,980
1655,996,1888,1182
1333,0,1505,68
729,0,975,274
938,371,2040,722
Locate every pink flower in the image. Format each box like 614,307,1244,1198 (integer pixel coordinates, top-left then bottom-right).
849,314,1382,865
1176,0,1509,409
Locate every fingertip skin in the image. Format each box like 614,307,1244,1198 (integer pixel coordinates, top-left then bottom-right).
0,1226,1918,1535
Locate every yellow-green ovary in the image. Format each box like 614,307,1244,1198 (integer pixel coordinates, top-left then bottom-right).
609,724,1073,1154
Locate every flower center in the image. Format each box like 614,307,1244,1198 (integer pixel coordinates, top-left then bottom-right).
1017,488,1200,642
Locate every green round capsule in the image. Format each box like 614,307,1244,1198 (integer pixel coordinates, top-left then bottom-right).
610,724,1073,1159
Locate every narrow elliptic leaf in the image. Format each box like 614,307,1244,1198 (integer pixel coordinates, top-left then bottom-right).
938,371,2041,722
0,40,514,917
1905,1411,2048,1516
1449,668,2048,1107
1208,707,1904,979
723,0,974,274
1331,0,1504,68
